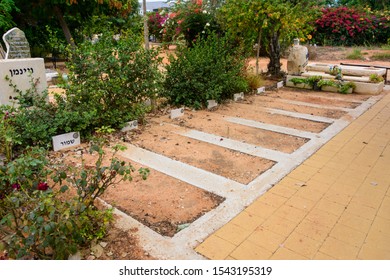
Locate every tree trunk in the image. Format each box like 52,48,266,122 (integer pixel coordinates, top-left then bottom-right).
142,0,149,50
255,26,263,76
267,30,282,77
53,5,76,48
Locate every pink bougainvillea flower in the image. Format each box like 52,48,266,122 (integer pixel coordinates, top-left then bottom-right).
37,182,49,191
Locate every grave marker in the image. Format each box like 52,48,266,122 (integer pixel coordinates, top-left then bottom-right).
52,132,81,151
2,28,31,59
0,58,47,106
257,87,266,94
170,108,184,119
121,120,139,132
207,100,218,109
277,81,284,89
234,92,244,101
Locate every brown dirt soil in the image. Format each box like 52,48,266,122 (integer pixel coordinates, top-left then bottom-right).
37,46,388,260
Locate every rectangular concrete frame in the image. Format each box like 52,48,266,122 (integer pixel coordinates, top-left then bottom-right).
286,74,384,95
307,63,386,77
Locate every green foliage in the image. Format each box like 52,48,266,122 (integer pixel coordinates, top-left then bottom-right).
290,76,356,93
0,0,19,34
346,49,364,59
369,74,384,83
1,141,147,259
64,32,163,130
371,52,390,61
163,33,249,109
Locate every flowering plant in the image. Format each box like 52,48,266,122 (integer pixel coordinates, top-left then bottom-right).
315,6,389,46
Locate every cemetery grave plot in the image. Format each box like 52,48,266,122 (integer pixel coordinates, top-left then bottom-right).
249,93,348,119
163,112,309,153
57,144,224,238
190,103,330,133
131,123,276,184
258,87,366,109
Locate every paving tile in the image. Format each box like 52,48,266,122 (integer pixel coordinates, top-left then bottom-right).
358,244,390,260
273,204,307,223
329,181,359,196
377,196,390,220
268,184,297,198
230,240,273,260
214,223,252,246
288,165,319,182
315,198,346,217
306,208,340,229
278,177,307,189
295,219,331,242
324,189,353,205
338,212,373,234
350,189,385,210
295,187,324,202
283,231,322,259
261,215,299,237
244,201,278,219
257,193,288,208
319,237,360,260
285,195,316,212
247,226,286,253
230,211,265,231
370,216,390,234
313,251,336,260
344,201,377,221
270,247,308,260
364,230,390,249
329,223,367,247
196,235,236,260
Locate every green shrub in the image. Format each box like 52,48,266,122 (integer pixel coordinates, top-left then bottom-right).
163,33,248,109
0,142,147,259
346,49,364,60
64,32,163,130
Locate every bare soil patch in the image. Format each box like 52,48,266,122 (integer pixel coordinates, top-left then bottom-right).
130,121,276,184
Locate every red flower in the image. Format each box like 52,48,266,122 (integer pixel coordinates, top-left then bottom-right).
11,183,21,190
37,182,49,191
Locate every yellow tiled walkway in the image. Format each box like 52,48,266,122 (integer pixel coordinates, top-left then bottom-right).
196,91,390,260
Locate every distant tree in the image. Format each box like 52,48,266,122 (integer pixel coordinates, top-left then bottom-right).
13,0,139,47
219,0,320,76
337,0,389,10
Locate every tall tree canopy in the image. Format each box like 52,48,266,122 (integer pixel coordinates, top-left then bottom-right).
11,0,139,48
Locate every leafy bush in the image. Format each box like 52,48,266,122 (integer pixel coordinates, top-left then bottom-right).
0,142,147,259
314,6,389,46
163,33,248,109
64,32,163,130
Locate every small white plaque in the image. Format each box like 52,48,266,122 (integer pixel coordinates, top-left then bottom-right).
277,81,284,89
234,92,244,101
121,120,138,132
257,87,265,94
144,99,152,107
207,100,218,109
52,132,80,151
170,108,185,119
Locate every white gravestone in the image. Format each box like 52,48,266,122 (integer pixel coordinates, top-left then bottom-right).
257,87,265,94
170,108,184,119
207,100,218,109
233,92,244,101
277,81,284,89
121,120,138,132
3,28,31,59
52,132,81,151
0,58,47,106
